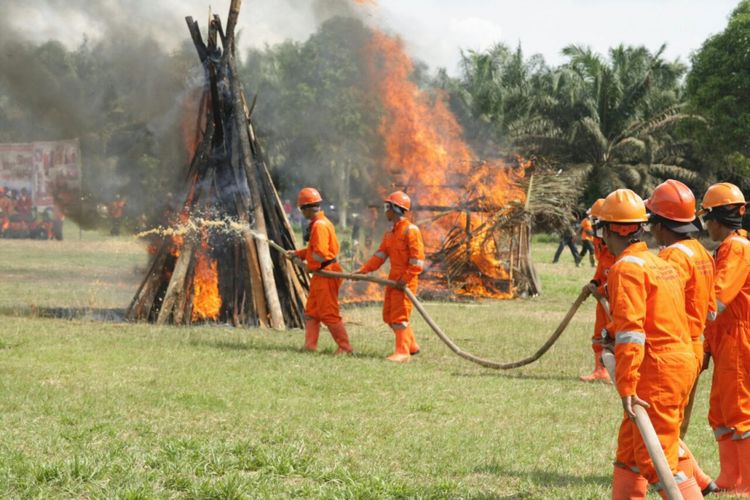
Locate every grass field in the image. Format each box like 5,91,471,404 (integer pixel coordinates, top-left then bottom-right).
0,229,736,498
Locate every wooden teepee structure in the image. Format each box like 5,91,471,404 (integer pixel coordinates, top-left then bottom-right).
127,0,307,328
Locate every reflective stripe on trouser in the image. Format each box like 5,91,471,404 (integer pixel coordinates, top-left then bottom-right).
304,265,343,324
382,280,417,327
710,321,750,436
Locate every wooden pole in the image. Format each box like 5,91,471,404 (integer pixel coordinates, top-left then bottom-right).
226,40,285,329
157,241,195,325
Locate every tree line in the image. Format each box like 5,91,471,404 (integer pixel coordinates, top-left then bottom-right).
0,2,749,227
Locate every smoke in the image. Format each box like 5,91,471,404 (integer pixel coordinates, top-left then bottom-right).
0,0,380,227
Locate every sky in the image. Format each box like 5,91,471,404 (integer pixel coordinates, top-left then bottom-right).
11,0,740,74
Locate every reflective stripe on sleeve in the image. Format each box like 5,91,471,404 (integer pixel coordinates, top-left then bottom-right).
390,322,408,330
403,224,419,237
707,310,717,321
615,331,646,345
717,300,726,314
619,255,646,266
408,258,424,267
734,430,750,440
671,242,694,257
312,252,327,263
374,251,387,260
731,236,750,245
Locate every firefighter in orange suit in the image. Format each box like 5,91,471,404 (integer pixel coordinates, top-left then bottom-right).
288,187,353,354
597,189,702,499
700,182,750,494
580,198,615,383
579,214,596,267
645,179,718,495
356,191,425,362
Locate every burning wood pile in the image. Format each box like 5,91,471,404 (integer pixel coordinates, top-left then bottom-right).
127,1,307,328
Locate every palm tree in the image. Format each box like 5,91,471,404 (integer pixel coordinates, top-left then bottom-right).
510,44,703,201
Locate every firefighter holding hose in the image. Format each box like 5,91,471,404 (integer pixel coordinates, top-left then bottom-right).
596,189,702,499
288,187,353,355
356,191,425,362
645,179,718,495
699,182,750,495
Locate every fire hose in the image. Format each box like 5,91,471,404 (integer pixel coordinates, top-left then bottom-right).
254,230,591,370
258,231,681,496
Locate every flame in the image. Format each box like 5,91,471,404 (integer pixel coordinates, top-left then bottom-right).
341,280,383,305
360,30,527,299
191,243,222,321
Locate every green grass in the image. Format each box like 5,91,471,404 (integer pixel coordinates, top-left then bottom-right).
0,233,735,498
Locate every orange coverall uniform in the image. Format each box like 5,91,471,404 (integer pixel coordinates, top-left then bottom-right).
294,211,352,352
359,217,425,356
705,232,750,463
658,238,716,490
607,242,696,485
579,218,596,266
659,239,716,367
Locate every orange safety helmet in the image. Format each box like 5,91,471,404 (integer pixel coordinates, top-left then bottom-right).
645,179,696,222
588,198,605,218
385,190,411,211
297,187,322,207
598,189,649,223
700,182,746,210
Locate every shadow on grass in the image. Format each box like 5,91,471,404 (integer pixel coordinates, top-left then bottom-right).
186,335,386,360
474,462,611,489
0,306,126,321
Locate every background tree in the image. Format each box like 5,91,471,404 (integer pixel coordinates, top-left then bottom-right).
511,44,701,203
686,0,750,191
242,17,381,228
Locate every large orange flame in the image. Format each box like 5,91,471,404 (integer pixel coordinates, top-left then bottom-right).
360,30,527,299
191,242,222,321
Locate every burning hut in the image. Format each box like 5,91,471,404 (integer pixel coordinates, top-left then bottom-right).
127,1,307,328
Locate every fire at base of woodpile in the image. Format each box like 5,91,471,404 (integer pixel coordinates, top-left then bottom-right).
127,4,308,329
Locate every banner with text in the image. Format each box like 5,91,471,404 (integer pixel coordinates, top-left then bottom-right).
0,139,81,207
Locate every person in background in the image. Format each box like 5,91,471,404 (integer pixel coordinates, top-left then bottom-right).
109,194,127,236
288,187,353,355
552,219,581,266
0,187,14,216
356,191,424,362
16,188,33,222
578,211,596,267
